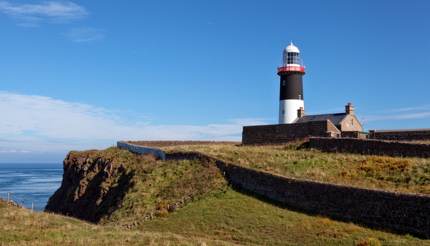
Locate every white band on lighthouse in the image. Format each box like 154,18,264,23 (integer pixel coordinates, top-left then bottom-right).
279,99,304,124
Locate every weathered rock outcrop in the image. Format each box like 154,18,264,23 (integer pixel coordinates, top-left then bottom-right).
45,151,134,222
45,148,227,226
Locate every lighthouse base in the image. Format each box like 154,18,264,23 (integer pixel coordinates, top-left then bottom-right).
279,99,304,124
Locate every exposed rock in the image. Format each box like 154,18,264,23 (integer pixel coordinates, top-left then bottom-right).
45,152,134,223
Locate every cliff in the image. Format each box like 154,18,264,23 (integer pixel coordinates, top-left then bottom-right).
45,147,227,225
45,149,137,222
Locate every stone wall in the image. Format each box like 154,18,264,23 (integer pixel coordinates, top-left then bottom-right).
308,137,430,158
168,151,430,238
369,129,430,141
242,120,340,145
117,141,166,160
341,131,368,139
217,161,430,238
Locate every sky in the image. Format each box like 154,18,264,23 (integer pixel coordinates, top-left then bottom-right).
0,0,429,163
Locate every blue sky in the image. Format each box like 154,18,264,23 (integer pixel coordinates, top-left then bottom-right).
0,0,429,162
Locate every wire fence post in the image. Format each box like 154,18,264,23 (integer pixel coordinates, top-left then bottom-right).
31,202,34,213
7,192,10,203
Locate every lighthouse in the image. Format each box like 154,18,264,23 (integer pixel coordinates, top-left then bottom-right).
277,42,305,124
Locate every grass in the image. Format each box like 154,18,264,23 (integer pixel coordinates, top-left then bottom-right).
162,143,430,194
142,189,430,246
2,190,429,246
3,144,430,245
401,140,430,145
0,199,226,245
105,156,227,227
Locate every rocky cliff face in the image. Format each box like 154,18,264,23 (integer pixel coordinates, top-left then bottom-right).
45,148,228,226
45,150,136,222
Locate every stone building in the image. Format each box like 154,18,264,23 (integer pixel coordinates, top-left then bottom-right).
242,103,364,145
294,103,363,133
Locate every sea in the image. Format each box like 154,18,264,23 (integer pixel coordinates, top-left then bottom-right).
0,163,63,211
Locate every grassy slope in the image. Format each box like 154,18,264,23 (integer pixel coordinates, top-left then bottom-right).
2,191,429,246
105,158,227,227
143,189,429,246
0,200,226,245
163,143,430,194
3,145,430,245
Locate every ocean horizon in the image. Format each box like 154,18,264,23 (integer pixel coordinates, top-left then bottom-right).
0,163,63,211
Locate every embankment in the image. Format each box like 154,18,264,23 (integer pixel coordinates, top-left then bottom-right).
168,152,430,238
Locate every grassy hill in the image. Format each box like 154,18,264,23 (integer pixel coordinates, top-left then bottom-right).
162,142,430,194
3,143,430,245
0,199,222,245
2,190,429,245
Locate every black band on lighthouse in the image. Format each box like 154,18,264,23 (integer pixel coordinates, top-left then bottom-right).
279,72,304,100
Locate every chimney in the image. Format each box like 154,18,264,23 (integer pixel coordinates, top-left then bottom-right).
345,102,355,115
297,107,305,118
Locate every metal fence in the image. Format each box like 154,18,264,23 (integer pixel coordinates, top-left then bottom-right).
0,191,35,212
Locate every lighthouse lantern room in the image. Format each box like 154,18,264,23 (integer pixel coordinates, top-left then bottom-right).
277,42,306,124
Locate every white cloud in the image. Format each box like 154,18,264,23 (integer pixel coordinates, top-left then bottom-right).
0,91,265,153
363,112,430,122
362,105,430,123
0,1,87,26
65,27,105,43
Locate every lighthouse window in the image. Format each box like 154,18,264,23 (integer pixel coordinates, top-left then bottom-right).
287,53,301,64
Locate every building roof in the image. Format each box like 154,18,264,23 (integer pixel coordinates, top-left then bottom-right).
293,113,347,126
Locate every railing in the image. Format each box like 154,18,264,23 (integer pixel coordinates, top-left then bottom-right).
0,192,35,212
277,65,305,73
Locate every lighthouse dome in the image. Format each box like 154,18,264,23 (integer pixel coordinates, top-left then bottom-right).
285,42,300,53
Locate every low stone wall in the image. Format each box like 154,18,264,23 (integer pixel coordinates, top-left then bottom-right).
308,137,430,158
341,131,368,139
218,162,430,238
242,120,340,145
369,129,430,141
167,151,430,238
117,141,166,160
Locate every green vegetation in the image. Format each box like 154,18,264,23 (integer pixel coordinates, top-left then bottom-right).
0,199,223,245
105,157,227,227
2,143,430,245
142,189,428,246
163,143,430,194
1,190,429,245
